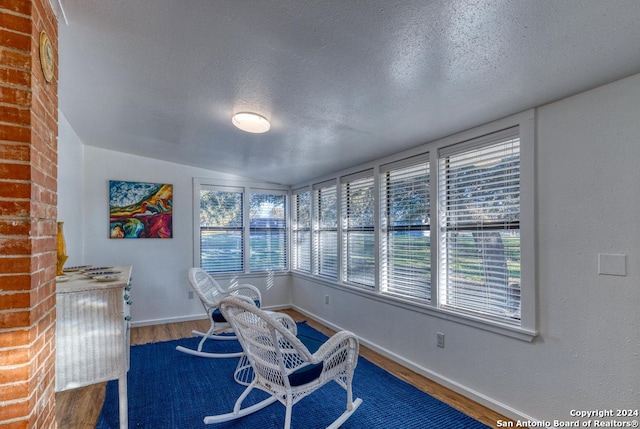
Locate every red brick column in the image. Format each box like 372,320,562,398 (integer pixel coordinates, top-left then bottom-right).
0,0,58,428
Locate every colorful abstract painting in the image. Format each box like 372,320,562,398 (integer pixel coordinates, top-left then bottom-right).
109,181,173,238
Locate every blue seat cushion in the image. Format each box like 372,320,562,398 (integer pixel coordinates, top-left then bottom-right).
288,335,325,387
211,308,226,323
211,300,260,323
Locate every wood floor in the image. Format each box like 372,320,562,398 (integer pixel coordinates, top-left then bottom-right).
55,309,512,428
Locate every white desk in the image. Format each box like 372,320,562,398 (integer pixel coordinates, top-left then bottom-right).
56,265,132,429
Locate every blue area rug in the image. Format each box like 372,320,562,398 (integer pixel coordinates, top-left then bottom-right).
97,323,489,428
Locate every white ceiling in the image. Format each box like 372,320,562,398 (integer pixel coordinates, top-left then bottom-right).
57,0,640,185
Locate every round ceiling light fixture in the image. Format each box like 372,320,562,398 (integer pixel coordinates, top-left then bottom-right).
232,112,271,133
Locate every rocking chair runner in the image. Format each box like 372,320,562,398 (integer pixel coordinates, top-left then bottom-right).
209,296,362,429
176,268,262,359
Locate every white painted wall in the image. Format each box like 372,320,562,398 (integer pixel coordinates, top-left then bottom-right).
291,73,640,421
57,112,85,267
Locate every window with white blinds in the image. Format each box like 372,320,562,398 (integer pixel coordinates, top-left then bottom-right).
314,182,338,279
292,189,311,273
380,156,431,301
438,128,521,324
197,181,288,274
341,171,375,288
249,192,287,272
199,187,244,273
290,113,534,338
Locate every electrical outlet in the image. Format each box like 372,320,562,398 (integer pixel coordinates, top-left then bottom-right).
325,295,330,305
437,332,445,348
188,291,194,300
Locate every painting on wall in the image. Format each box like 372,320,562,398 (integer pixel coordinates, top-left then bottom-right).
109,180,173,238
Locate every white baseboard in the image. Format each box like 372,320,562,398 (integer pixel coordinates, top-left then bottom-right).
130,304,290,328
290,305,535,424
131,313,208,328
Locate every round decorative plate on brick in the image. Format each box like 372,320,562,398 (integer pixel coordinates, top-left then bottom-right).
39,31,54,83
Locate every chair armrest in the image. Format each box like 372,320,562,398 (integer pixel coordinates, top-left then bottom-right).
271,312,298,336
310,330,359,366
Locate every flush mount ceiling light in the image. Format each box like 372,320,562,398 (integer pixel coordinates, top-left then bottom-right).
232,112,271,133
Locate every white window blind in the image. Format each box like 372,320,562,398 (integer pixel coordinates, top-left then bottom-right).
438,128,521,324
199,187,244,273
249,192,287,271
341,171,375,288
292,189,311,272
314,182,338,279
380,155,431,301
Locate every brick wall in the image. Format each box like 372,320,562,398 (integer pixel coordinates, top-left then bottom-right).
0,0,58,428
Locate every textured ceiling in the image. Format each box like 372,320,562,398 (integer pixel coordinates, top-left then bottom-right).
58,0,640,185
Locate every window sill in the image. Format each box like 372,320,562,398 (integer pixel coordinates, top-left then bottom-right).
208,270,289,282
291,271,537,342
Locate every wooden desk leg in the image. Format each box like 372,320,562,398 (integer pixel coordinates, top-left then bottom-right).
118,374,128,429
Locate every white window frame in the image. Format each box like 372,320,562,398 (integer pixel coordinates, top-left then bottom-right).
379,154,431,302
312,180,339,280
433,112,535,337
438,128,522,325
341,169,376,289
291,187,312,273
193,177,289,275
249,189,288,272
197,184,245,273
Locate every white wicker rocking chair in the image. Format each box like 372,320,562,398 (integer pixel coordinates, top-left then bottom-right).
175,268,262,359
208,296,362,429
